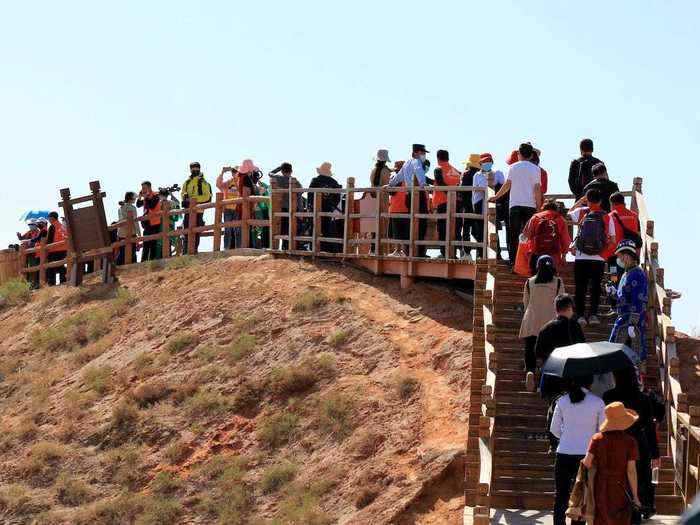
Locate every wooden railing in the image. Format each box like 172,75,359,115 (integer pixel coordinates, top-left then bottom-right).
20,178,494,286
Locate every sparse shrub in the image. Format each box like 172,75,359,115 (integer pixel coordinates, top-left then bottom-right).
224,334,256,364
196,344,219,363
184,390,227,418
257,412,299,449
348,430,384,459
277,487,333,525
64,389,97,420
132,352,157,377
55,420,79,444
0,278,32,307
102,446,145,491
292,289,329,312
166,255,197,270
111,400,139,431
231,380,260,414
269,365,317,397
71,339,110,366
129,380,170,407
83,365,113,395
17,441,67,485
72,493,145,525
171,380,199,405
315,393,355,440
196,454,251,525
261,462,298,494
165,332,198,354
55,473,92,506
395,374,420,400
14,417,38,441
313,353,337,378
151,472,183,497
147,260,164,272
355,486,380,509
0,483,31,513
328,329,348,347
195,454,248,482
163,440,190,465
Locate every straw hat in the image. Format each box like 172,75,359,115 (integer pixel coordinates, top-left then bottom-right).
461,153,482,169
238,159,258,174
600,402,639,432
316,161,333,177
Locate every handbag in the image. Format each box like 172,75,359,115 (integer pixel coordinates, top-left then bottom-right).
612,212,643,249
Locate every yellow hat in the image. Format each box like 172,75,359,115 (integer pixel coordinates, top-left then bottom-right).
461,153,482,169
600,402,639,432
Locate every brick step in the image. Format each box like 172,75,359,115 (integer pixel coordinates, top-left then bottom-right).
495,437,550,453
492,476,554,493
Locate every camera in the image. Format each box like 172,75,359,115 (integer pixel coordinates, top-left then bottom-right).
158,184,181,196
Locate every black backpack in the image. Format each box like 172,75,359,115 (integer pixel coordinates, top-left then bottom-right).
578,157,597,193
575,210,607,255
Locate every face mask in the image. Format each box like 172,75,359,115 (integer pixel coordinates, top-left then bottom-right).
418,154,426,162
481,162,493,172
616,257,626,268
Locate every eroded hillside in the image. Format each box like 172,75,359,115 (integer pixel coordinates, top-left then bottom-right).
0,255,472,524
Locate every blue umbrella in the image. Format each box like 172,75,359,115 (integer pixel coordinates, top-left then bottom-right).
19,210,50,221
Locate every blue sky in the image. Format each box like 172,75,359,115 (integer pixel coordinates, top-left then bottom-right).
2,1,698,330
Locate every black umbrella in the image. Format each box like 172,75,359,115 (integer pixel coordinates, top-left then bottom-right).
682,494,700,524
542,342,640,378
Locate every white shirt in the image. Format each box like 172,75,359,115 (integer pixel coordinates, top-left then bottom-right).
568,207,616,261
473,169,505,206
550,388,605,455
389,158,427,188
506,160,541,209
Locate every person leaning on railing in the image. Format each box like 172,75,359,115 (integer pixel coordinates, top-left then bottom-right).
309,161,342,253
216,166,240,249
116,192,142,265
268,162,296,250
136,181,162,262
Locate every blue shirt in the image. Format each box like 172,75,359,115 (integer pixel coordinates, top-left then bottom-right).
389,158,427,188
472,169,505,206
616,265,648,323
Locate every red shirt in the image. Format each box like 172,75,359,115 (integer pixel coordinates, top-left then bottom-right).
605,204,640,258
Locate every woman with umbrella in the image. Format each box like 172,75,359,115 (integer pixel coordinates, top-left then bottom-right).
549,375,605,525
582,401,642,524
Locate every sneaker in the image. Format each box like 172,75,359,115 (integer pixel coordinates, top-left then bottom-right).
577,317,588,328
525,371,536,392
388,249,400,257
588,315,600,326
398,250,407,257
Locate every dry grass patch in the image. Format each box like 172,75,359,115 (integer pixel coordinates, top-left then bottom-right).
196,454,251,524
111,400,139,431
151,472,183,496
0,278,32,307
0,483,32,513
82,365,113,395
261,461,298,494
165,332,199,354
14,417,38,442
395,373,420,400
165,255,197,270
162,439,190,465
327,329,349,347
72,493,145,525
276,484,334,525
184,390,228,418
269,365,317,397
224,334,256,364
292,289,329,313
129,380,170,407
102,445,147,491
315,393,356,440
232,380,260,414
71,338,111,366
355,485,380,509
17,441,68,486
54,473,93,506
132,352,157,378
257,412,299,449
348,429,384,459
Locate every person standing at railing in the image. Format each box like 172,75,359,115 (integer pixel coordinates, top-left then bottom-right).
309,161,342,253
609,240,648,361
116,192,141,265
137,181,162,261
489,142,543,267
269,162,295,250
235,159,261,248
569,138,604,201
369,150,392,255
389,144,432,257
216,166,240,249
432,149,461,258
254,177,270,249
181,161,212,254
45,212,67,285
472,153,505,260
457,153,480,261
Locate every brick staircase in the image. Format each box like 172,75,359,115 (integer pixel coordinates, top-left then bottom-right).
486,261,683,515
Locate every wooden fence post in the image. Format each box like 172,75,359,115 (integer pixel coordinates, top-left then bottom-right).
312,192,321,254
343,178,354,256
19,243,27,280
375,186,383,256
446,190,455,259
288,179,296,252
213,192,223,252
161,200,171,259
241,187,251,249
38,243,47,287
125,211,134,264
186,200,197,255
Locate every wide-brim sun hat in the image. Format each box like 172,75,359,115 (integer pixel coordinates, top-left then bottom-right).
238,159,258,174
600,401,639,432
375,149,390,163
317,161,333,177
462,153,482,168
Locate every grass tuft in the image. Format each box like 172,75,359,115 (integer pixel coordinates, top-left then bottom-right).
315,393,356,440
0,278,32,307
261,462,298,494
257,412,299,449
224,334,256,364
54,474,93,506
395,374,420,400
82,365,113,395
269,365,317,397
292,289,329,313
165,332,198,354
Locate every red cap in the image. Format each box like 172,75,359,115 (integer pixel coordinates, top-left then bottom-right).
480,153,493,164
506,150,519,165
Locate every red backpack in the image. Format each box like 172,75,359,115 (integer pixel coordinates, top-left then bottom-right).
532,216,559,255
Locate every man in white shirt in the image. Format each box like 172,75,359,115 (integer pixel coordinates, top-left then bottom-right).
490,143,543,264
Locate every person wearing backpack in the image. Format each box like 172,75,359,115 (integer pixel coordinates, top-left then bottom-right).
522,199,571,273
181,161,212,254
568,138,603,200
568,188,613,327
519,255,565,391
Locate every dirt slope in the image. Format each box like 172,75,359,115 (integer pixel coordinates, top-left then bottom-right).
0,255,472,524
